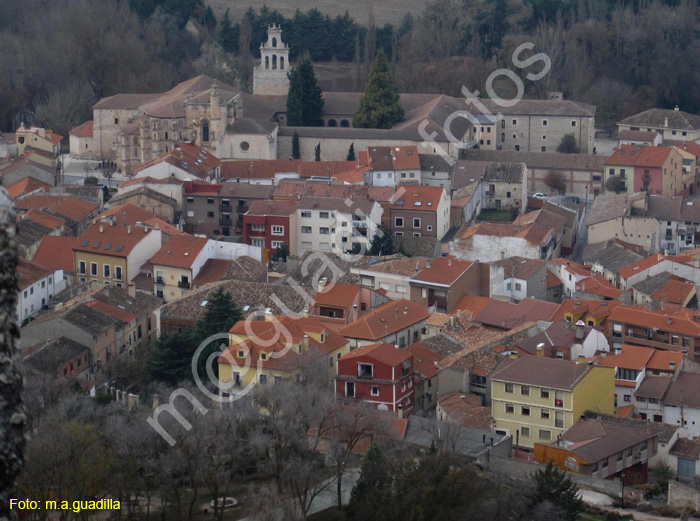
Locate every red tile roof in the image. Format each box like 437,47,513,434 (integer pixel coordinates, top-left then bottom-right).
17,126,62,145
451,295,493,318
437,391,492,430
5,177,51,199
17,258,54,290
617,253,668,279
647,349,684,371
98,203,160,225
74,222,157,258
85,299,137,324
133,142,221,180
576,273,623,299
338,342,412,367
221,160,300,180
32,236,77,273
367,146,421,171
69,120,94,138
615,404,635,417
406,341,440,379
411,256,474,286
150,235,208,268
675,141,700,157
298,161,357,178
596,344,655,371
390,185,444,211
337,299,430,341
605,145,677,168
312,282,360,309
550,299,623,323
14,195,97,223
651,279,695,305
246,199,298,217
609,306,700,336
19,209,66,231
547,270,562,288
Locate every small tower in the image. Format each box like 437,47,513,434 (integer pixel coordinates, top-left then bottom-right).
253,24,290,96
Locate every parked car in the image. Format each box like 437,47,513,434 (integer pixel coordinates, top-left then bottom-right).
531,193,547,200
566,196,581,204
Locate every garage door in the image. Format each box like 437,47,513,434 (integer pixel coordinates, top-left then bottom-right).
678,458,696,478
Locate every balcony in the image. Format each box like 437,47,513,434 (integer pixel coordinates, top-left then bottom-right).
220,215,232,226
236,203,248,213
220,202,232,211
155,277,164,285
178,281,190,289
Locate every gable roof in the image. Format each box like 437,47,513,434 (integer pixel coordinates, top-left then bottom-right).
491,356,594,390
312,282,360,310
664,371,700,408
247,199,298,217
69,120,94,138
5,176,51,199
576,273,623,299
515,321,597,355
474,298,559,330
608,306,700,336
391,185,444,211
582,240,645,275
483,162,525,183
411,256,474,286
17,259,54,290
337,299,430,340
438,391,492,430
192,257,267,285
98,203,160,225
74,222,156,258
587,192,645,226
490,256,546,280
150,236,208,268
134,141,221,180
32,236,77,273
338,341,412,367
406,341,440,379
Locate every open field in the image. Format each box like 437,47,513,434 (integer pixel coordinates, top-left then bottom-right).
206,0,426,25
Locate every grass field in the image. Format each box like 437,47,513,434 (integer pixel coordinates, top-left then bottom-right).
477,209,515,222
206,0,426,26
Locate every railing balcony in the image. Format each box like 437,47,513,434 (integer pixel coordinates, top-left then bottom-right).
178,281,191,289
220,216,232,225
155,277,164,285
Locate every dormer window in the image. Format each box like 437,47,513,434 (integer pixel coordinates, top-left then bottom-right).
238,350,244,358
260,353,267,361
320,333,325,343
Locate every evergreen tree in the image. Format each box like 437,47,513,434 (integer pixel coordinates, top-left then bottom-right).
145,330,198,386
291,131,300,159
219,9,239,53
285,59,324,126
353,48,404,129
530,461,584,521
348,444,391,520
346,143,356,161
557,134,580,154
195,287,242,339
314,142,321,161
102,184,111,202
368,225,394,256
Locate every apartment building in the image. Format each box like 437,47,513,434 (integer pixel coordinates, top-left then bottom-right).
389,185,450,241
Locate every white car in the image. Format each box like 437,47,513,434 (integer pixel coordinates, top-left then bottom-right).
531,193,547,200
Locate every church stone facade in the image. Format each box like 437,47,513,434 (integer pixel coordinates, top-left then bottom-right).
252,24,290,96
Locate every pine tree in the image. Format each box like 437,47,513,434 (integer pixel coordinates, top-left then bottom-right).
314,142,321,161
353,48,404,129
530,461,584,521
368,225,394,256
557,133,580,154
195,287,242,339
348,444,391,520
219,9,238,53
346,143,356,161
285,59,324,126
292,131,300,159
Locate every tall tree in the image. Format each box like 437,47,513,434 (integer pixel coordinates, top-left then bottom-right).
557,134,580,154
530,461,584,521
346,143,356,161
353,49,404,129
285,59,324,127
314,142,321,161
291,131,300,159
219,9,239,53
368,225,394,256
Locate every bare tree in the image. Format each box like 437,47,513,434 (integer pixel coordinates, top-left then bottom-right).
544,170,567,194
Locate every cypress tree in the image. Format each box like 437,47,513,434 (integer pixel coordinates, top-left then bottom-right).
346,143,356,161
314,142,321,161
530,461,584,521
292,131,300,159
353,48,404,129
286,59,324,126
219,9,238,53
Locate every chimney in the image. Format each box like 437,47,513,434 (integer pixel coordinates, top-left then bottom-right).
448,257,453,266
670,361,676,370
395,308,399,320
303,334,309,350
397,403,404,419
575,320,585,341
536,343,545,356
99,224,104,233
127,225,132,235
581,281,586,292
675,105,680,111
449,316,455,328
318,278,327,293
394,344,399,349
433,360,439,368
664,117,669,128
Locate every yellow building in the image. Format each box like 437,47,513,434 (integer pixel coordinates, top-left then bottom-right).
491,356,614,449
16,124,62,163
74,222,162,286
149,235,209,302
218,315,350,398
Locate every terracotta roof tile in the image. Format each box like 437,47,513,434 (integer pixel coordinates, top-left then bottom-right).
17,258,54,290
5,177,51,199
596,344,655,371
247,199,298,217
74,222,157,258
312,282,359,309
390,185,444,211
411,256,474,286
150,236,208,269
32,236,77,273
69,120,94,138
438,391,492,430
85,299,136,324
576,273,623,299
406,341,440,379
491,356,595,390
338,341,412,367
609,306,700,337
337,299,430,341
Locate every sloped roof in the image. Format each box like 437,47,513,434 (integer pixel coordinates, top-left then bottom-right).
516,321,596,355
192,257,266,285
438,391,492,430
32,236,76,273
17,259,54,290
608,306,700,336
337,299,430,341
587,192,645,226
635,374,673,400
463,149,605,172
22,337,89,374
5,176,51,199
664,371,700,408
406,341,440,379
619,108,700,131
483,162,525,183
491,356,593,390
390,185,444,211
69,120,94,138
474,298,559,330
98,203,161,225
150,236,208,268
74,222,156,258
339,342,412,367
491,256,546,280
582,240,644,275
411,256,474,286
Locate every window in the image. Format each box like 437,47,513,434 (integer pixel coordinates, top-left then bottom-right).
542,119,548,126
271,225,284,235
271,241,284,249
395,217,404,227
593,175,601,181
512,119,517,125
505,403,514,413
515,283,522,291
505,383,514,393
539,430,551,440
602,457,608,470
187,211,194,217
555,411,564,428
522,406,530,416
320,227,330,234
259,374,268,385
521,385,530,396
240,141,250,151
103,265,111,278
515,145,520,151
591,462,598,472
641,440,647,451
114,266,122,280
79,261,86,275
358,363,373,378
541,146,547,152
301,211,311,218
346,382,355,397
541,409,550,419
624,395,631,402
541,389,550,399
90,263,97,276
319,212,329,219
260,353,267,361
301,226,312,233
207,212,214,218
413,218,421,228
114,118,119,125
371,386,379,396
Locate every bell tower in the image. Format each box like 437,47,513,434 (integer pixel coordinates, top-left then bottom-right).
253,24,290,96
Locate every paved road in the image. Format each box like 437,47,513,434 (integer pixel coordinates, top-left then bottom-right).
571,201,592,264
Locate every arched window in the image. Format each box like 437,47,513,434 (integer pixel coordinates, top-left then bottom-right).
202,121,210,142
272,37,277,48
280,56,285,70
340,119,350,128
265,56,269,69
328,119,338,127
272,55,277,69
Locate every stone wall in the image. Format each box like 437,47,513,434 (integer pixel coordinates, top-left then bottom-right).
668,480,700,510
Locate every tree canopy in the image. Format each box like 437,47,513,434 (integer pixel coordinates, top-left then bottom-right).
286,59,324,127
353,49,404,129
